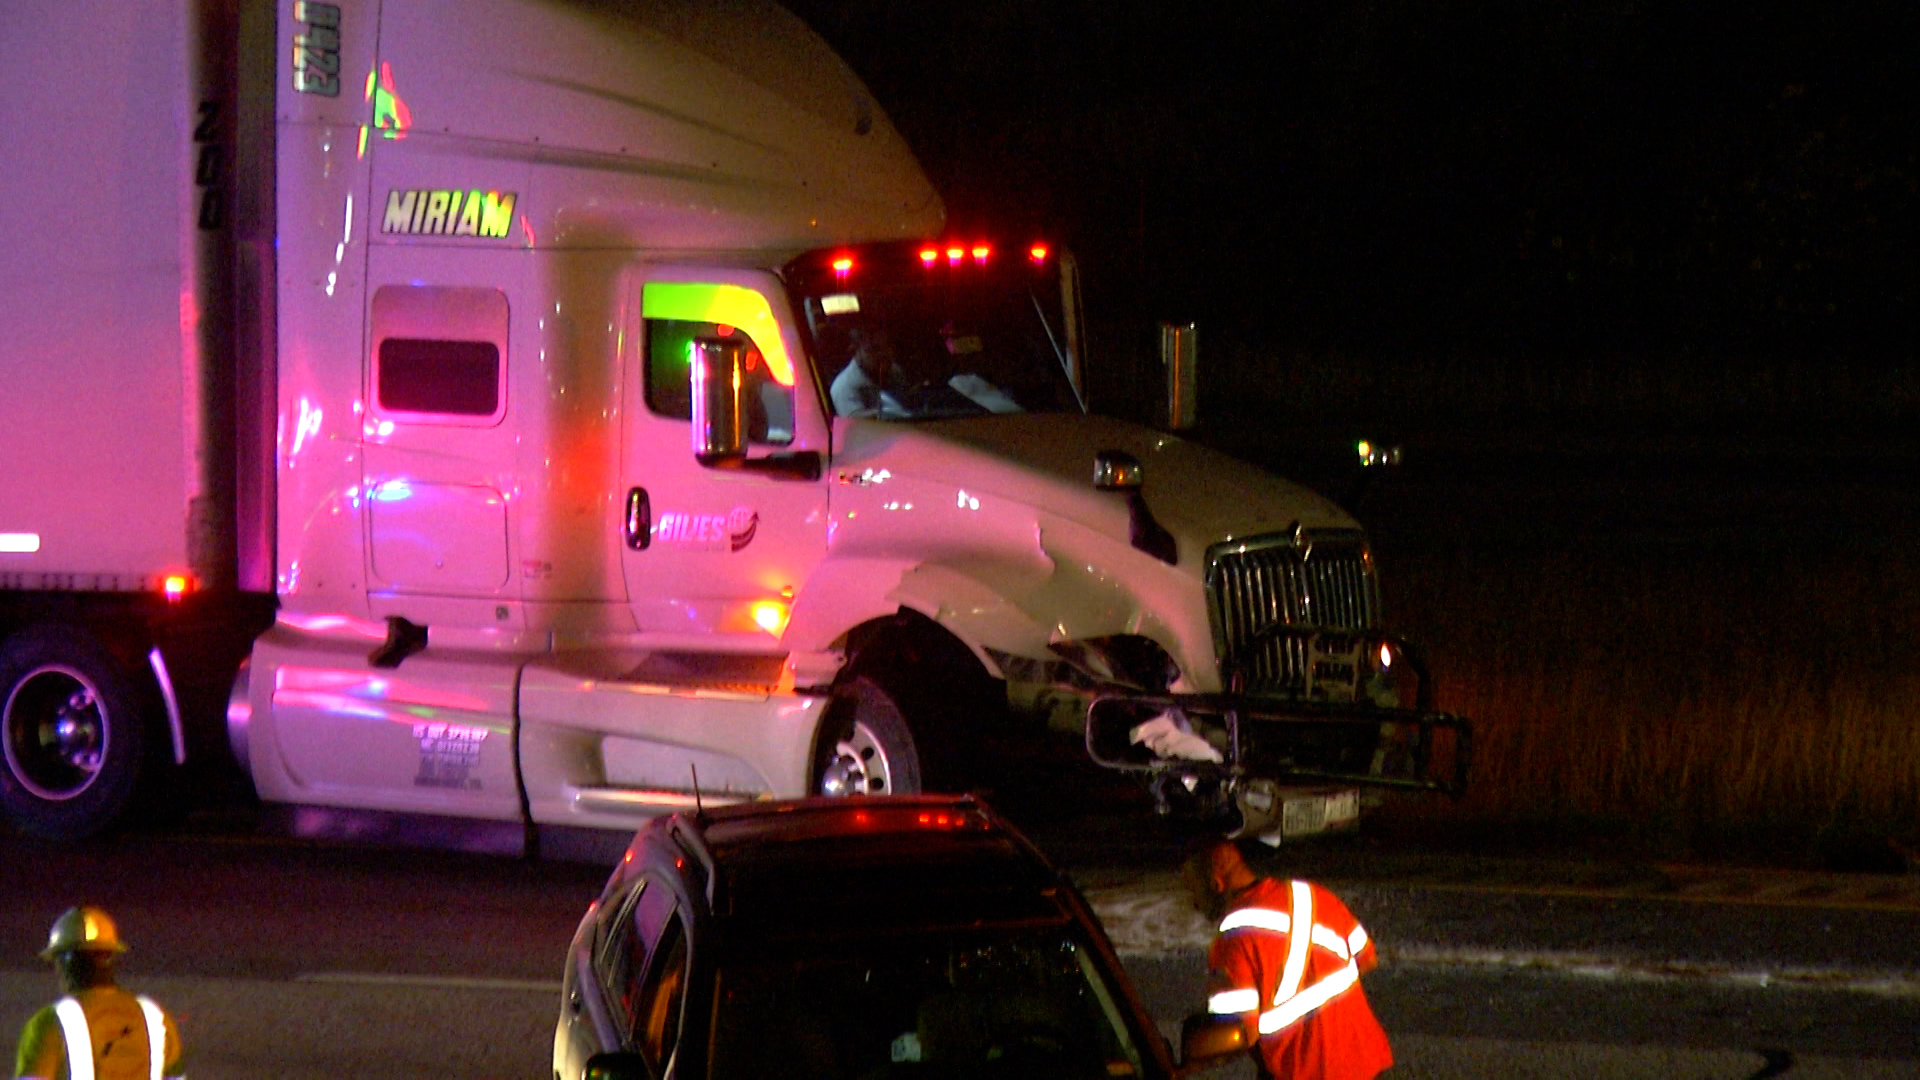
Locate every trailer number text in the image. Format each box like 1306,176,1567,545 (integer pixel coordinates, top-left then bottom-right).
291,2,341,97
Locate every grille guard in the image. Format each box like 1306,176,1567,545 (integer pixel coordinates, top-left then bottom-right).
1084,690,1472,797
1072,618,1472,799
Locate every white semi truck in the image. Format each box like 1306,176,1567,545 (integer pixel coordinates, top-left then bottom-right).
0,0,1467,851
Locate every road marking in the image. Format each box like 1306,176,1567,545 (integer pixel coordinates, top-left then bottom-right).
295,972,560,993
1347,866,1920,912
1385,946,1920,997
1083,871,1920,998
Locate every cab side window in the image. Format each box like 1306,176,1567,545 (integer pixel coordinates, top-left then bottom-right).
645,318,793,444
370,285,509,425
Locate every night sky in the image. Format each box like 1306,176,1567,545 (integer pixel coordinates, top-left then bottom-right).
776,4,1920,863
787,0,1915,376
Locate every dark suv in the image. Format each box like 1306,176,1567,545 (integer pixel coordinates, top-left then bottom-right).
552,795,1179,1080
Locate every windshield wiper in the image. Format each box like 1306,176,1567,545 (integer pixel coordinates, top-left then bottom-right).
1030,291,1087,413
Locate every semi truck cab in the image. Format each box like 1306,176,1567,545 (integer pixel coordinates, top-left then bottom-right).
2,0,1465,848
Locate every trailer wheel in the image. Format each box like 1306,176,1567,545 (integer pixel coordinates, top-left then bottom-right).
0,626,147,841
812,675,923,797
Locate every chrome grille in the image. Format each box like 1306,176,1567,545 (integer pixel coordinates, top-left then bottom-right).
1206,529,1381,694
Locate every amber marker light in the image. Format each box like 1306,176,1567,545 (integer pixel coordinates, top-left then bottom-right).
751,600,790,636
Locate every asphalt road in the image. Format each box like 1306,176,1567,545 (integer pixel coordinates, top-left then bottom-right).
4,809,1918,1079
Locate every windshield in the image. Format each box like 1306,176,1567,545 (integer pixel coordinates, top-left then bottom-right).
786,241,1084,421
707,926,1152,1079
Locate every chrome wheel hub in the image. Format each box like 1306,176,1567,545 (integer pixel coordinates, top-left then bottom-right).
818,720,893,797
3,667,107,800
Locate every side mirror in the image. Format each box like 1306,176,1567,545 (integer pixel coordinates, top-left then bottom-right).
1091,449,1144,491
1179,1012,1249,1072
583,1051,657,1080
690,336,747,464
1159,322,1197,432
1090,449,1176,565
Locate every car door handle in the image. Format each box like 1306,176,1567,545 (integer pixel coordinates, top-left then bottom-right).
624,487,651,550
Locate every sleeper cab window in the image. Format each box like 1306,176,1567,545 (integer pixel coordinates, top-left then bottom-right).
370,285,509,425
644,322,794,445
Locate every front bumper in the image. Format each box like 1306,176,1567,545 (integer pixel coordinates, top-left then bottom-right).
1084,690,1472,797
1078,630,1471,837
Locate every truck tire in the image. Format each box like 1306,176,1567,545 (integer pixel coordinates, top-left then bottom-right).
0,626,147,841
812,675,923,797
812,612,1005,799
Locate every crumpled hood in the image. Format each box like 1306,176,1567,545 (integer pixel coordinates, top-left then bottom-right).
834,413,1357,554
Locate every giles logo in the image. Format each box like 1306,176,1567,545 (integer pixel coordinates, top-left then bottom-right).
655,506,760,552
383,189,518,239
726,506,759,552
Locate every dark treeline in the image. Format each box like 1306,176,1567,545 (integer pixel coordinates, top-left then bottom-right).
787,0,1915,362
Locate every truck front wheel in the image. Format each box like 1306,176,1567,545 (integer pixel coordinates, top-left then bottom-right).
0,626,147,841
812,675,923,797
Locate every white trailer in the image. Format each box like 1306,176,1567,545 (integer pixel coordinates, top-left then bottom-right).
0,0,1466,851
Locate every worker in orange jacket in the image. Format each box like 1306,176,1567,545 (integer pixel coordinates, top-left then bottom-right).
13,907,185,1080
1183,840,1392,1079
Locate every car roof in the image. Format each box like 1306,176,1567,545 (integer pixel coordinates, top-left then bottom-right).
661,796,1073,938
690,794,1000,849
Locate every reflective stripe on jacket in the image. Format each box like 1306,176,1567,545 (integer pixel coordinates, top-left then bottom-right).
1205,877,1392,1080
1208,881,1374,1035
50,994,168,1080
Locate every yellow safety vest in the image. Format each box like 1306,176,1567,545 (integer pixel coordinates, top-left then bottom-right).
49,995,167,1080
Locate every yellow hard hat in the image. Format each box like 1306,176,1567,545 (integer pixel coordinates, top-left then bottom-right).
40,906,128,959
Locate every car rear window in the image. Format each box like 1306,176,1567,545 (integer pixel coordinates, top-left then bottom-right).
707,927,1151,1079
715,833,1056,926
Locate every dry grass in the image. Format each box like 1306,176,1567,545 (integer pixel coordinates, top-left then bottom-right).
1185,341,1920,866
1373,542,1920,867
